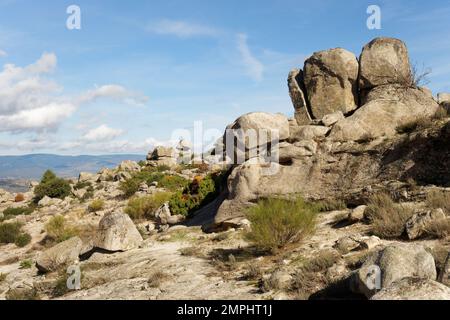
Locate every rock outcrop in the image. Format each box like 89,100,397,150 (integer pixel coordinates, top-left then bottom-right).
303,48,359,118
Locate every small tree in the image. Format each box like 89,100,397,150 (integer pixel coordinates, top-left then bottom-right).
34,170,71,203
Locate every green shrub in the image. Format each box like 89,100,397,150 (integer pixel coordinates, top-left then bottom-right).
44,216,78,243
0,222,32,247
34,170,71,203
15,233,32,247
365,193,414,239
119,178,141,198
20,259,33,269
73,181,92,190
156,165,171,172
245,197,317,253
88,199,105,212
158,175,189,191
2,206,35,218
125,192,172,220
169,174,223,217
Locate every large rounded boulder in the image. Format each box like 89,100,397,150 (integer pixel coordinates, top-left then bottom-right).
359,37,412,91
303,48,359,119
94,212,143,252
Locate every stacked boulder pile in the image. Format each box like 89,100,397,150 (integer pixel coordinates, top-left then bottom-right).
205,37,449,231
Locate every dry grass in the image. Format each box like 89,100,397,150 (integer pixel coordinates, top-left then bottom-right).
0,273,7,283
5,287,40,300
148,271,170,288
44,215,79,244
424,218,450,239
365,193,414,239
290,269,327,300
396,117,433,134
242,264,263,281
426,190,450,213
302,250,340,273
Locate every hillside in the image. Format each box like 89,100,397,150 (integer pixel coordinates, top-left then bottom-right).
0,154,145,180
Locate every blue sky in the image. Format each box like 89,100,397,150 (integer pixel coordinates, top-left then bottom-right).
0,0,449,155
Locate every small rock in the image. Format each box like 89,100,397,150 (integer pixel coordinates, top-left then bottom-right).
348,205,367,222
405,208,447,240
357,236,381,250
322,111,345,127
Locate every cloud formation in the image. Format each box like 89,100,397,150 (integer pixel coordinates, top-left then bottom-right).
0,53,149,134
147,19,218,38
236,33,264,82
82,124,124,142
0,49,7,57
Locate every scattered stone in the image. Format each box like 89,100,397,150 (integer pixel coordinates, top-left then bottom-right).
36,237,83,273
371,278,450,300
118,160,141,172
78,172,95,183
405,208,447,240
352,243,437,298
348,205,367,222
94,212,143,252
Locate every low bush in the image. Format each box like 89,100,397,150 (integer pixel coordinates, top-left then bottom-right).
365,193,414,239
169,173,224,217
19,259,33,269
2,205,35,218
245,196,317,253
73,181,92,190
424,218,450,239
314,199,347,212
0,222,32,247
34,170,71,203
125,192,172,220
88,199,105,213
44,216,78,243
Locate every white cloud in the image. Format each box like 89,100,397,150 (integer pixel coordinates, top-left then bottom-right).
0,53,149,133
236,33,264,82
147,19,218,38
0,49,7,57
82,124,124,142
0,52,76,132
78,84,149,106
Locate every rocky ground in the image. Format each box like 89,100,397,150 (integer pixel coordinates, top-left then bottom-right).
1,36,450,300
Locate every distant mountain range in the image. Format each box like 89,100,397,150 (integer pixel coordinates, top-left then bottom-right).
0,154,145,181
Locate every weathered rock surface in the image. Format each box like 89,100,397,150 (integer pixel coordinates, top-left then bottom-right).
288,69,312,125
229,112,290,142
359,37,412,91
303,48,359,118
405,208,447,240
330,86,439,142
36,237,83,273
118,160,141,172
289,125,330,142
94,212,143,252
348,205,367,222
353,243,437,298
322,111,345,127
371,278,450,300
